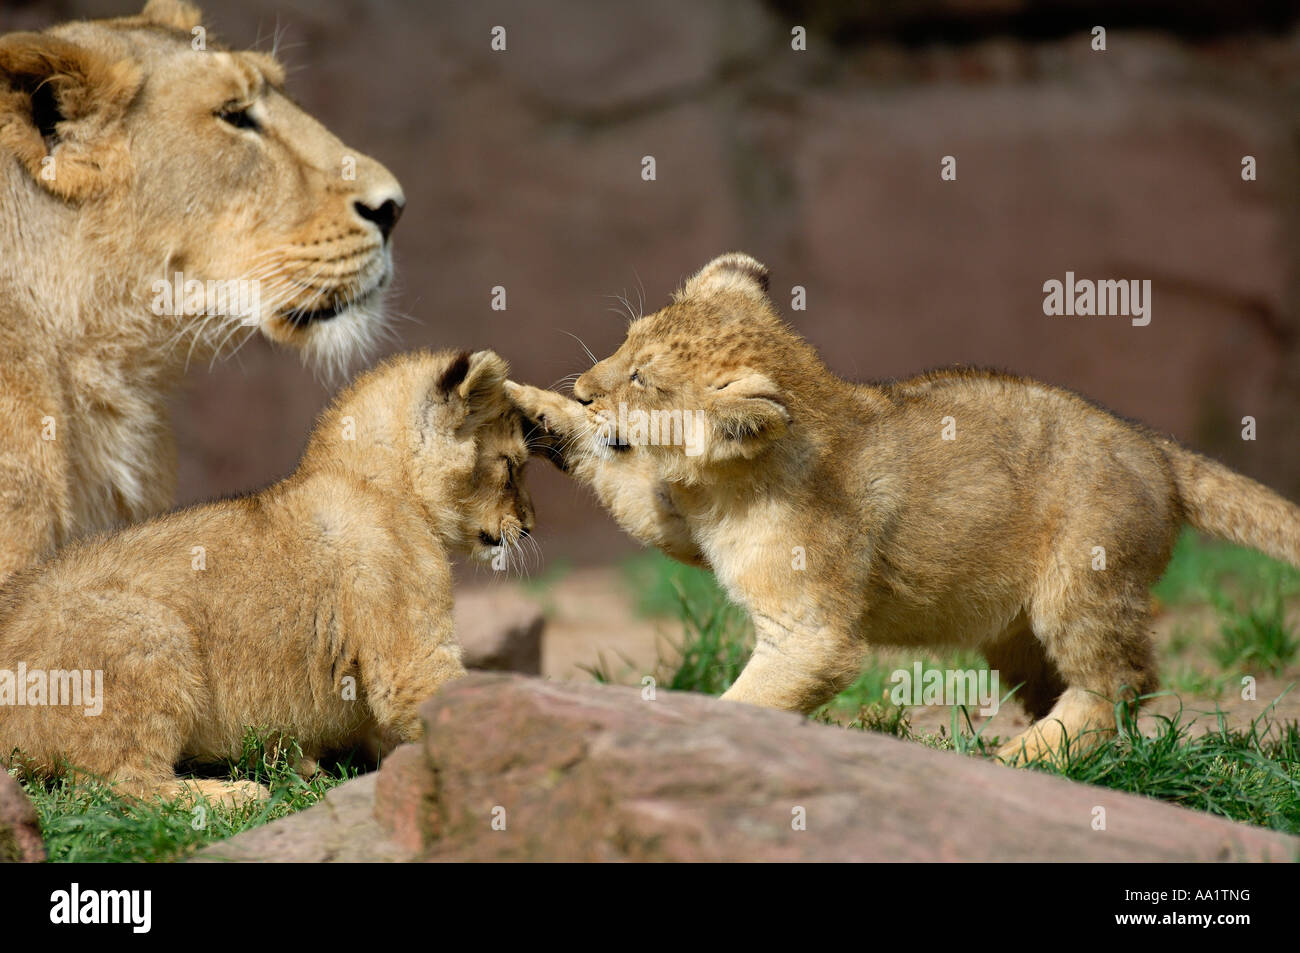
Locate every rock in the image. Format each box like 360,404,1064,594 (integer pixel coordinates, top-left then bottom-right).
371,744,439,854
194,773,412,863
197,673,1300,862
0,772,44,863
375,675,1300,861
454,588,545,675
421,0,772,116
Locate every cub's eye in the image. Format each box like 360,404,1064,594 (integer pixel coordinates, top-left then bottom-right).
216,103,260,132
630,369,644,386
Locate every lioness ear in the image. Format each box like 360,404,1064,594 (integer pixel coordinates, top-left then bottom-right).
679,252,771,301
141,0,204,32
0,33,141,200
706,370,790,462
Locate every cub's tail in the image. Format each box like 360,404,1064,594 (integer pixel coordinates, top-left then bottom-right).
1160,440,1300,568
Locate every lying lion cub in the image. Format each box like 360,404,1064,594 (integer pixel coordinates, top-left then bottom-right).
509,253,1300,763
1,349,534,803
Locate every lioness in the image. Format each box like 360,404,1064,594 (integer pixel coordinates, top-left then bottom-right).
0,349,534,803
0,0,405,583
509,253,1300,763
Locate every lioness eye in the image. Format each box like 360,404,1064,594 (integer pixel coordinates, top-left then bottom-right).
630,369,643,385
217,104,260,132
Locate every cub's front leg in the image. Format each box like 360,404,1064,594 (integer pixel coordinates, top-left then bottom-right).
721,609,864,714
504,381,596,470
345,573,467,743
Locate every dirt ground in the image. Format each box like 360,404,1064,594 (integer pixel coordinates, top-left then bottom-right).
470,567,1300,744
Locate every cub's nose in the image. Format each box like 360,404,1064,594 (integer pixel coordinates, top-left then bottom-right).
354,195,404,243
573,376,596,406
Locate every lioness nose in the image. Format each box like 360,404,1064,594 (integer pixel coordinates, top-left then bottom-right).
354,196,404,243
573,375,596,405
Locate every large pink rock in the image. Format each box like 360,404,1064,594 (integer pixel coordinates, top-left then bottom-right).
199,673,1299,861
374,674,1297,862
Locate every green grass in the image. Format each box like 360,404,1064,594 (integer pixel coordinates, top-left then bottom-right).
590,558,753,692
622,551,729,619
1154,527,1300,606
660,582,752,695
838,695,1300,836
1024,700,1300,836
1210,590,1299,676
20,731,357,863
1162,663,1232,699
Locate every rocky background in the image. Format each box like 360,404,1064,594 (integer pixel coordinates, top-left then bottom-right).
5,0,1300,563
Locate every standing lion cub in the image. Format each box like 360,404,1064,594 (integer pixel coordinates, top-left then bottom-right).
509,252,1300,763
1,349,534,803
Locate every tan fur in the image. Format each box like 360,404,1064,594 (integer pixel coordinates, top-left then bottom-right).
510,252,1300,763
0,1,406,584
0,349,535,803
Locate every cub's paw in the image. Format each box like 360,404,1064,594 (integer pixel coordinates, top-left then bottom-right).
169,779,272,807
505,381,580,431
506,381,583,470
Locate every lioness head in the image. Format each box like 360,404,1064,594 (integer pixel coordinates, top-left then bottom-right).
0,0,404,377
563,253,831,478
308,349,538,567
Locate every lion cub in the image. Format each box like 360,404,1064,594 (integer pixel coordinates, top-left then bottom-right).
509,253,1300,763
1,349,534,803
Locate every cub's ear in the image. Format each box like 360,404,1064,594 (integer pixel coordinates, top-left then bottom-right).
705,370,791,463
679,252,770,301
141,0,204,31
434,349,509,424
0,33,141,200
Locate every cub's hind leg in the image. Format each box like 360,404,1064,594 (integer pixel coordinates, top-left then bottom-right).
7,598,222,802
147,778,269,806
982,613,1067,721
105,769,267,806
998,582,1158,765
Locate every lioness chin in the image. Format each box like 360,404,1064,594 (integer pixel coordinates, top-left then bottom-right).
0,349,535,805
0,0,405,584
509,252,1300,764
